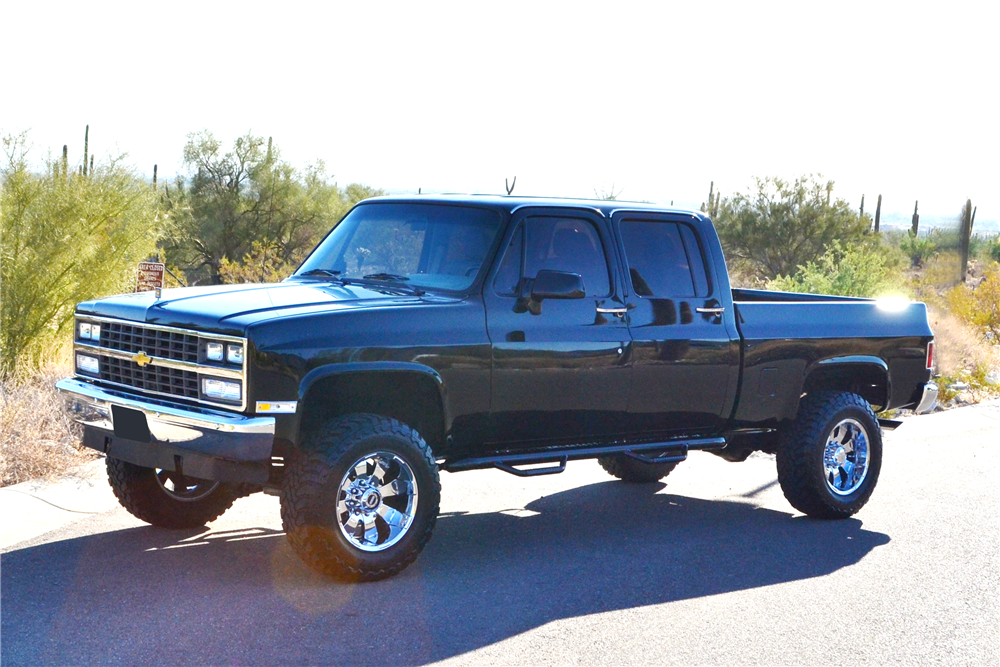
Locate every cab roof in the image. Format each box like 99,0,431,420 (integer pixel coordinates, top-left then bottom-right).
357,193,709,221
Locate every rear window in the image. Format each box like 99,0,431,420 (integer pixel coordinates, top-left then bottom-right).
620,221,709,298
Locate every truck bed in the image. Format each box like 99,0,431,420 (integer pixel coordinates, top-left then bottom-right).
730,288,933,424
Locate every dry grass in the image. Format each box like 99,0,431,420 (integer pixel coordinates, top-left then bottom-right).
0,361,96,487
926,307,1000,405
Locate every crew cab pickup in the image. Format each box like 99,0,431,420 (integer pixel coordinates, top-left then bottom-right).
58,195,937,580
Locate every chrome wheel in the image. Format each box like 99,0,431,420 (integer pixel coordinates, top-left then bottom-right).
337,452,418,552
823,418,870,496
154,469,219,502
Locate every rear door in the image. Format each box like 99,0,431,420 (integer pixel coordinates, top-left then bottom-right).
483,207,632,447
612,211,739,436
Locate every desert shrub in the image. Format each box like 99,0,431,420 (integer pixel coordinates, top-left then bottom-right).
945,265,1000,342
767,240,904,298
985,236,1000,264
936,364,1000,405
899,233,937,267
713,175,869,280
0,363,94,486
218,240,299,284
1,133,163,378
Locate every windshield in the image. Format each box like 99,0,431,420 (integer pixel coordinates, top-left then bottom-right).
293,203,503,291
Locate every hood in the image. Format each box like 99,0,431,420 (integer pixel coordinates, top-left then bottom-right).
75,281,440,335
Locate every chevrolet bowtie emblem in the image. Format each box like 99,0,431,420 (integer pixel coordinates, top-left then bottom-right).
132,351,152,367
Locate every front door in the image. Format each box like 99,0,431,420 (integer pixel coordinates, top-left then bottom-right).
484,208,632,447
612,212,739,437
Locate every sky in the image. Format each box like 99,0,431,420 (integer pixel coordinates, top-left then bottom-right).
3,1,997,223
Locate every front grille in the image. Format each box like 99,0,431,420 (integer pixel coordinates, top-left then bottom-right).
97,322,199,363
75,316,246,410
99,356,200,400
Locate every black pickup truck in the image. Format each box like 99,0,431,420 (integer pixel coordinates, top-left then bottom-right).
58,195,937,580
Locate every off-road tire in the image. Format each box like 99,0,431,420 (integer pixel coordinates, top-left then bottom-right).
106,457,241,529
776,391,882,519
280,413,440,581
598,454,679,483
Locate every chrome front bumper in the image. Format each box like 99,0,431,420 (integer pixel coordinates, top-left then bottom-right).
915,382,939,414
56,378,274,483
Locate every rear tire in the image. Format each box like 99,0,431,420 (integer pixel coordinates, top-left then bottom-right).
106,458,240,529
598,454,678,484
776,391,882,519
280,414,440,581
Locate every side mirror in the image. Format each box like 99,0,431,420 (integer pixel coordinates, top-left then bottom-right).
530,270,586,300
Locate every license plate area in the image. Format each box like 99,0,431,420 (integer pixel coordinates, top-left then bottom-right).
112,405,151,443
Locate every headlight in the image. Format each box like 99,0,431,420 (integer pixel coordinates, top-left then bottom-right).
227,344,244,365
78,321,101,340
206,342,224,362
202,378,241,402
76,354,100,375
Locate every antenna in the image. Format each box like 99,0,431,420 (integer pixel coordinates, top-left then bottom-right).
505,176,516,195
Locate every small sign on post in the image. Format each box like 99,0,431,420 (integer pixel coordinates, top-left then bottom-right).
136,261,165,293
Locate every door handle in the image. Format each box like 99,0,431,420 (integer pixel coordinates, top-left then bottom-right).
696,307,725,315
596,307,629,317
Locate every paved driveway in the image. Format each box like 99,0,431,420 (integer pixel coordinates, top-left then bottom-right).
2,402,997,665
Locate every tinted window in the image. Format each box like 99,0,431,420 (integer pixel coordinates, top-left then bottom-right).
493,224,523,296
296,203,502,291
620,221,704,298
678,224,710,296
524,217,611,297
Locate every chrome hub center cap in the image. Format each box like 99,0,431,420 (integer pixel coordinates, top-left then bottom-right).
833,446,847,467
362,489,381,509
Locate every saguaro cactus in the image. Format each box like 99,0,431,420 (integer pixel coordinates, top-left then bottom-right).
959,199,973,284
61,145,68,177
859,195,865,221
911,201,920,236
83,125,89,176
874,194,882,233
152,164,158,188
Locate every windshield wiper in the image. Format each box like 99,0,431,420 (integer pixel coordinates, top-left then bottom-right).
362,273,409,281
299,268,342,278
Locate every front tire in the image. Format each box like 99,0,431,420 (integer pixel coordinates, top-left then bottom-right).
280,414,440,581
106,458,240,528
598,454,678,484
776,391,882,519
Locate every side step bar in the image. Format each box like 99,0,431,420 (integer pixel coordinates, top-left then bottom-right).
443,437,727,477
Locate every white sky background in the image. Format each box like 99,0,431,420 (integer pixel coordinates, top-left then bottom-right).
2,1,997,222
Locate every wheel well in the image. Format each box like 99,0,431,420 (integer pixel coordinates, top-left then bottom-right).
298,371,446,455
801,364,888,411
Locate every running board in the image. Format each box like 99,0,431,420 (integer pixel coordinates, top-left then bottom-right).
443,437,727,476
878,418,903,431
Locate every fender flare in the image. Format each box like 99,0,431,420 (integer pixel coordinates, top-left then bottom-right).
298,361,451,432
804,355,891,409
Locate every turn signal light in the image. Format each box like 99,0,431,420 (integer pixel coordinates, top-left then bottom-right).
926,341,935,370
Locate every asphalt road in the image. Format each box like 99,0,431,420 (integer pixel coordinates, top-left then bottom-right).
2,404,998,666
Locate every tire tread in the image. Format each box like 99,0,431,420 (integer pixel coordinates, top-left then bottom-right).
280,413,440,581
776,391,881,519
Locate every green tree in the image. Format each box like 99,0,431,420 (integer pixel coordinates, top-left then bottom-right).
1,132,163,378
714,175,870,280
768,240,904,298
162,131,382,284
